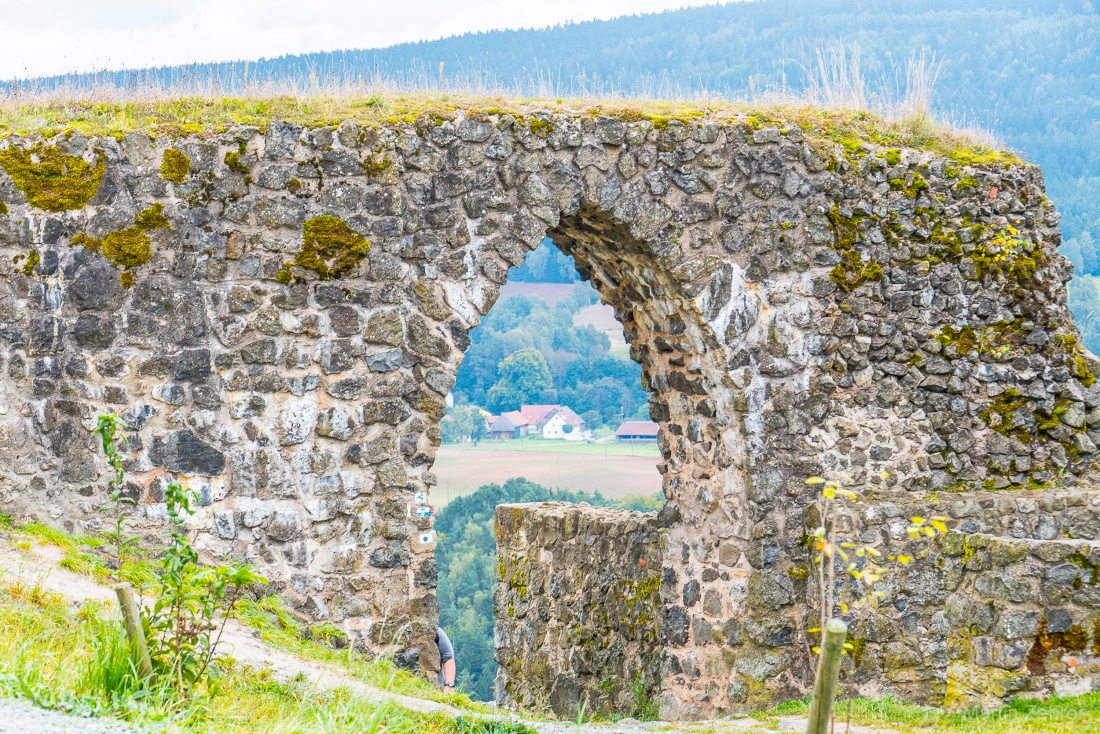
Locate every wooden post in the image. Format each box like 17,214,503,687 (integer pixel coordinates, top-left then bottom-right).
114,582,153,679
805,617,848,734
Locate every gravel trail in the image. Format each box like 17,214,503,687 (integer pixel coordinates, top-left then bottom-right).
0,699,138,733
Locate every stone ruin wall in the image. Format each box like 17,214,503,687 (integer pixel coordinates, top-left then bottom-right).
0,107,1097,718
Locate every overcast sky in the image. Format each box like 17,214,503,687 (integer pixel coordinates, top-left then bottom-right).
2,1,732,80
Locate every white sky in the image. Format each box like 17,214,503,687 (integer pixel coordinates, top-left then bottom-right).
2,1,732,80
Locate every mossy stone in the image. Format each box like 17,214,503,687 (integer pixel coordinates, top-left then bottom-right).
22,249,39,276
160,148,191,184
101,228,152,269
0,144,105,211
291,215,370,281
134,202,171,231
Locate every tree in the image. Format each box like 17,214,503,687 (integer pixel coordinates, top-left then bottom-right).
486,348,554,413
471,412,487,445
581,409,602,429
441,406,478,444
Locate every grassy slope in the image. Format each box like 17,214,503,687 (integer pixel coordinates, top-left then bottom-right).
0,522,516,733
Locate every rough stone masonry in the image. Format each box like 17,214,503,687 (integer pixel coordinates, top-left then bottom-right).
0,106,1097,719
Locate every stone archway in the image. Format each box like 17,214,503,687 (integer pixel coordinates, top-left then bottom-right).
0,107,1091,720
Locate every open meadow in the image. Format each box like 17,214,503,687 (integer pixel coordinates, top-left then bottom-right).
431,439,662,507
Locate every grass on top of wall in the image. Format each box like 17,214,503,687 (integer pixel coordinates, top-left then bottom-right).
0,92,1019,168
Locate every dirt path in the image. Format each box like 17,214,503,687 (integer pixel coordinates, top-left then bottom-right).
0,539,897,734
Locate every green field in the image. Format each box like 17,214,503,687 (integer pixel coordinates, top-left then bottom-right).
431,439,662,507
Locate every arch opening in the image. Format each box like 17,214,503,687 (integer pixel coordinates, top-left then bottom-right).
432,235,665,700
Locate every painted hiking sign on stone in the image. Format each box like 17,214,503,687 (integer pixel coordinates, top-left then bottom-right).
0,106,1097,720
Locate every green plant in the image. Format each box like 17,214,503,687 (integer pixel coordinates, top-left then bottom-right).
453,719,538,734
77,612,149,704
93,414,138,581
142,480,267,694
628,674,659,721
573,698,587,731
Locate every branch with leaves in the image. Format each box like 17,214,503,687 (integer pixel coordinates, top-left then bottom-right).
804,474,947,650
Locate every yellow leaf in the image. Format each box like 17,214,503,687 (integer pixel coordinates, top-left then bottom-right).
911,516,925,525
806,477,826,485
812,646,821,654
808,627,822,633
897,555,913,564
931,520,948,534
880,471,891,480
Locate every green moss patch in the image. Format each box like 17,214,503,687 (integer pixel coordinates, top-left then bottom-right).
101,228,152,268
979,389,1031,442
935,325,979,356
70,204,167,270
224,151,250,175
22,249,39,276
955,176,980,192
133,202,171,231
888,171,929,198
159,148,191,184
0,144,105,211
360,156,393,176
825,204,883,292
286,215,370,281
831,250,883,292
0,199,8,215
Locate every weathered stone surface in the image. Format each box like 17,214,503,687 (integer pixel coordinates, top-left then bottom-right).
1,109,1094,721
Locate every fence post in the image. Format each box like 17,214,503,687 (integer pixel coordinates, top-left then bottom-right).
114,582,153,678
805,617,848,734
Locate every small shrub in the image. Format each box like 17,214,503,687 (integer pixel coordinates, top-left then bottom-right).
93,413,138,579
142,480,267,694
